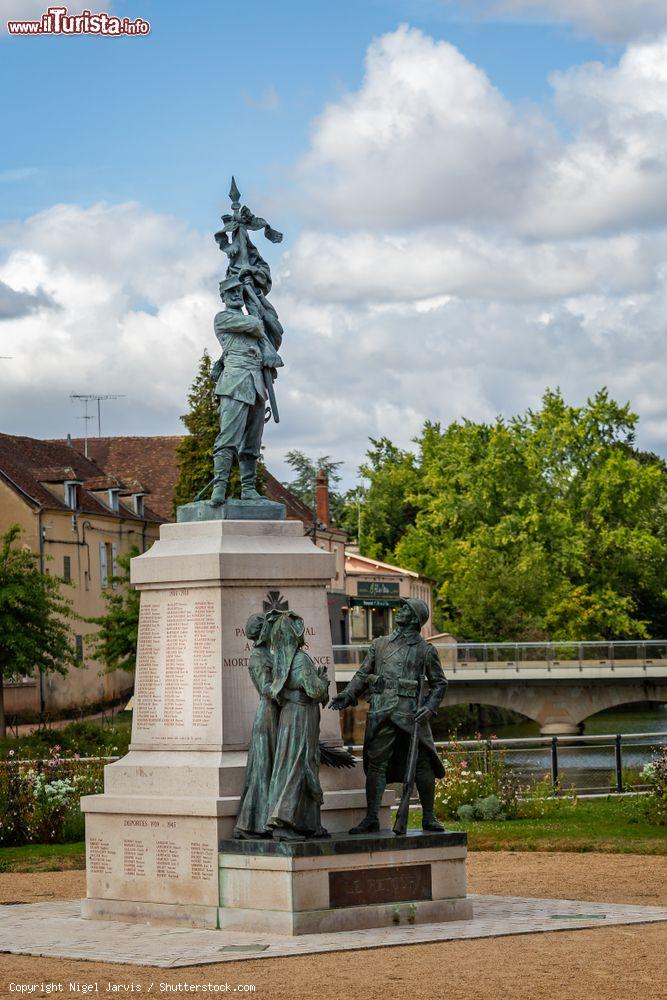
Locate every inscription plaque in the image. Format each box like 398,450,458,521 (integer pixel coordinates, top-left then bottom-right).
329,863,432,908
132,587,221,748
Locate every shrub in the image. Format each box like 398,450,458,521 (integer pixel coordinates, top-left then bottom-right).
641,745,667,825
0,714,131,761
456,793,507,822
515,774,578,819
434,740,520,820
0,749,107,846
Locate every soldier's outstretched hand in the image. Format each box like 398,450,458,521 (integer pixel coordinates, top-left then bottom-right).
329,693,351,711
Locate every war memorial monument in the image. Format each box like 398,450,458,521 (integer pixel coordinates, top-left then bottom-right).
80,180,472,934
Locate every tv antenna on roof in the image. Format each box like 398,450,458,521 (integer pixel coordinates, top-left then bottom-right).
70,393,125,457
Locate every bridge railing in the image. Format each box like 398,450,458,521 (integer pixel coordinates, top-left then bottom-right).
344,731,667,797
332,640,667,673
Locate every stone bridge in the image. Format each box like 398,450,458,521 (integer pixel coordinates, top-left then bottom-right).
440,678,667,735
335,642,667,739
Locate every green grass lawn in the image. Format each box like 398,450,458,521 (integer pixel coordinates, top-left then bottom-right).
0,841,86,872
414,797,667,855
1,798,664,872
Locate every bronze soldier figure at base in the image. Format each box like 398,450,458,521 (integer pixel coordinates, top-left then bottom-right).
329,598,447,834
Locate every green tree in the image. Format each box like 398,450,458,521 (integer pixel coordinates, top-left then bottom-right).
0,525,78,737
173,350,265,512
88,546,141,674
357,389,667,641
283,450,345,521
173,350,220,513
354,437,420,559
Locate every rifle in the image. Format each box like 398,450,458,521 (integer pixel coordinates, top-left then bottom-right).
393,667,428,836
229,180,281,425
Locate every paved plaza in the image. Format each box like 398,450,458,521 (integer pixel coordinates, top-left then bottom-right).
1,895,666,968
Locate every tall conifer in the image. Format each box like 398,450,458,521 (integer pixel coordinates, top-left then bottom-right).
173,350,221,512
173,350,269,513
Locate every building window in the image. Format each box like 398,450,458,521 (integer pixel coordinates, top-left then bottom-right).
107,489,120,512
75,635,84,661
64,481,79,510
63,555,71,581
133,494,145,518
100,541,111,588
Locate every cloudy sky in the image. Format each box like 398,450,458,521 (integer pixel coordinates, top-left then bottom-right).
1,0,667,485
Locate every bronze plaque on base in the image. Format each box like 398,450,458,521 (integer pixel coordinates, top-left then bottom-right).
329,864,432,908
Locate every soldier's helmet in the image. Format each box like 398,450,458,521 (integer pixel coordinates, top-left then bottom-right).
401,597,430,627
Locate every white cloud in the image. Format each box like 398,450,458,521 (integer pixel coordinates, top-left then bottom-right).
482,0,667,43
299,26,667,240
0,202,219,439
300,25,553,231
285,229,664,303
4,27,667,485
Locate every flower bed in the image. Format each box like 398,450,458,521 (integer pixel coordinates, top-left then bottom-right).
0,749,113,846
434,739,521,821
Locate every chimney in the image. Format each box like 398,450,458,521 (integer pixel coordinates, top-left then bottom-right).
315,468,330,528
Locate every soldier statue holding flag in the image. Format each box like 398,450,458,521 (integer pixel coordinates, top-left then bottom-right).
209,178,284,506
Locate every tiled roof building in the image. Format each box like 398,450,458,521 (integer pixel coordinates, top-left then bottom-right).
0,433,165,719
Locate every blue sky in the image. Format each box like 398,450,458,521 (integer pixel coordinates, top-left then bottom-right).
1,0,615,228
1,0,667,483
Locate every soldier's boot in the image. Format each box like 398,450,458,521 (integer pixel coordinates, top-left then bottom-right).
210,449,234,506
349,771,385,834
239,458,262,501
417,770,445,832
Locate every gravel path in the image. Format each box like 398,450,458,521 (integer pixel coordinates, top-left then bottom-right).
0,852,665,1000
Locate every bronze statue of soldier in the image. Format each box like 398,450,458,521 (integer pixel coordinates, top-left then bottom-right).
210,275,282,505
209,177,284,507
329,597,447,834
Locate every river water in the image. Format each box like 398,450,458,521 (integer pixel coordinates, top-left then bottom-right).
466,704,667,792
477,703,667,739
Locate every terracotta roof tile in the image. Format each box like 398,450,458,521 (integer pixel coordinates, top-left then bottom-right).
59,436,180,521
51,435,317,524
0,433,163,522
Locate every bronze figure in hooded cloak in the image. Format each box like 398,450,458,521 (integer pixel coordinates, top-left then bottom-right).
264,611,330,841
234,613,279,839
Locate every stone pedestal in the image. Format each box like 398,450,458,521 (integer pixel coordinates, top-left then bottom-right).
217,832,472,935
81,519,392,926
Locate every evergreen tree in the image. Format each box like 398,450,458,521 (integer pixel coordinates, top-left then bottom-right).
173,350,265,513
0,525,78,737
173,351,220,513
283,450,345,520
88,546,141,674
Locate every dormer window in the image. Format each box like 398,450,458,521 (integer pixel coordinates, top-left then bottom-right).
64,480,80,510
107,488,120,512
133,493,146,518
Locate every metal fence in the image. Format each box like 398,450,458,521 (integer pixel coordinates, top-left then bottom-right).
345,732,666,796
333,640,667,673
